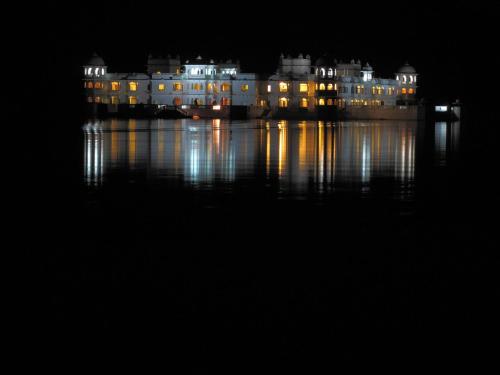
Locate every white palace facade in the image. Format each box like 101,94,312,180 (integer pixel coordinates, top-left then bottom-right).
83,53,422,120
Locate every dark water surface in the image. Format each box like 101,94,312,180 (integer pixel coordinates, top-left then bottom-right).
19,118,498,369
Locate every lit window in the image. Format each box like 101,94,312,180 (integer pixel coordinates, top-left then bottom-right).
111,82,120,91
259,99,267,107
207,83,213,91
299,83,308,92
94,82,103,89
267,84,272,93
111,96,119,104
387,87,394,95
173,97,182,106
241,84,249,92
355,85,363,94
327,98,333,106
129,96,137,105
408,88,415,94
279,82,288,93
300,98,308,108
372,87,377,95
94,96,101,103
327,83,334,91
87,82,94,89
318,98,325,106
327,68,333,78
320,68,325,77
193,83,202,91
319,83,325,91
158,83,165,91
279,97,288,108
377,86,384,95
173,83,183,91
221,83,231,92
402,75,407,84
401,88,407,94
221,97,231,105
129,82,138,91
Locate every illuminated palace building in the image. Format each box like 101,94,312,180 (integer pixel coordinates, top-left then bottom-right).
83,53,423,120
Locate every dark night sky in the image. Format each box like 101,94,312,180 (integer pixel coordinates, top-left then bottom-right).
11,1,495,113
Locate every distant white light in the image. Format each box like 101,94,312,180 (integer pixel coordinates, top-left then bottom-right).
213,105,221,110
435,106,448,112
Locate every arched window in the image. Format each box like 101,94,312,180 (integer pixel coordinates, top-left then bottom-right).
327,83,334,91
319,83,326,91
318,98,325,106
401,88,407,94
408,88,415,94
320,68,325,77
402,75,407,83
279,82,288,92
279,97,288,108
327,68,333,78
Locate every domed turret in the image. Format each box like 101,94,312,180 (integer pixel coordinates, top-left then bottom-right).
398,62,416,74
395,62,417,85
86,53,105,66
84,53,107,77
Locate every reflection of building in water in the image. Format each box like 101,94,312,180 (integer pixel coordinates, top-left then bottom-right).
83,119,419,194
434,122,461,166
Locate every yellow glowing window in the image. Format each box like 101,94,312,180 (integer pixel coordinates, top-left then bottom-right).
279,82,288,93
94,96,101,103
387,87,394,95
327,98,333,106
300,98,308,108
319,83,326,91
111,82,120,91
377,87,384,95
279,97,288,108
129,82,138,91
221,83,231,92
402,88,407,94
207,83,213,91
408,88,415,94
260,99,267,107
318,98,325,106
111,96,119,104
173,82,183,91
299,83,308,92
355,85,363,94
241,84,249,92
87,82,94,89
193,83,202,91
158,83,165,91
129,96,137,105
327,83,334,91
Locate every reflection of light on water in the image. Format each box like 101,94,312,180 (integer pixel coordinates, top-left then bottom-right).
435,122,447,166
278,121,287,177
82,119,457,198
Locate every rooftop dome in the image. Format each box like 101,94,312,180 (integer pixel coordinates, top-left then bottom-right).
86,52,105,66
314,54,335,66
363,62,373,71
398,62,416,74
